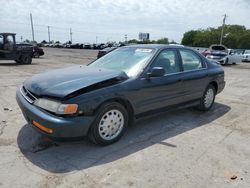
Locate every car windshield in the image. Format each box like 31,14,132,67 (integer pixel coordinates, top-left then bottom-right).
89,47,155,77
244,50,250,54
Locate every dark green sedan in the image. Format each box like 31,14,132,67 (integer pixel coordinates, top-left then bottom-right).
16,44,225,145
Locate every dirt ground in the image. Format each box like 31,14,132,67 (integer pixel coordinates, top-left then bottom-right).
0,47,249,188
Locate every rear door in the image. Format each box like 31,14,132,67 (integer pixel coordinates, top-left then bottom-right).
178,49,209,102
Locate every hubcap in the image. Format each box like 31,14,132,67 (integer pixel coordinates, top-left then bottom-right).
204,88,214,108
98,109,124,140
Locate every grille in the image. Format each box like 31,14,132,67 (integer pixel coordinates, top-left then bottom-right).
20,86,37,103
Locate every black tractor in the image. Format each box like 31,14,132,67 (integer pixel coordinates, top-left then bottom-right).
0,33,33,64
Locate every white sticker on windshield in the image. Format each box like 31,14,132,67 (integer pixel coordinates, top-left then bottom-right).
135,48,153,53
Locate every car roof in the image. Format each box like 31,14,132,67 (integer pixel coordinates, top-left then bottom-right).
125,44,186,50
0,33,16,35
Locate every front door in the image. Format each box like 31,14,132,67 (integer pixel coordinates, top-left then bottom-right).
135,49,184,114
0,34,15,60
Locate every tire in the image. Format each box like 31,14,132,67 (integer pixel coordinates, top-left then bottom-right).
196,84,216,111
21,54,32,64
225,58,229,64
88,102,128,145
15,60,21,64
34,52,40,58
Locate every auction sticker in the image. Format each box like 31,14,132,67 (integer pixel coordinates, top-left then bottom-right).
135,49,153,53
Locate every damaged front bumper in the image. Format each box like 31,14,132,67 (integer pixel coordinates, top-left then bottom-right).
16,86,95,139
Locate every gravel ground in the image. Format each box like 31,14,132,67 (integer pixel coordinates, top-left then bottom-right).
0,47,249,188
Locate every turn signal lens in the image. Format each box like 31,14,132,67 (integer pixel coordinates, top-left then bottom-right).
57,104,78,114
32,120,53,134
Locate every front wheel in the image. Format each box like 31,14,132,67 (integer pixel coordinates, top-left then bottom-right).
197,85,216,111
88,102,128,145
224,58,229,64
21,55,32,64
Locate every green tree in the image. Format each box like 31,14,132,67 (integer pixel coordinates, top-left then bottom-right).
156,38,169,44
181,30,198,46
181,24,250,48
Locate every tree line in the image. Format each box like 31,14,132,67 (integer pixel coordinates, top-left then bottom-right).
181,25,250,49
128,38,177,44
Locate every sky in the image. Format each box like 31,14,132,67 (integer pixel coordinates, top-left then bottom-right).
1,0,250,43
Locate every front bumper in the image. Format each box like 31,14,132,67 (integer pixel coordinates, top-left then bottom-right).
207,57,226,64
242,58,250,62
16,87,95,138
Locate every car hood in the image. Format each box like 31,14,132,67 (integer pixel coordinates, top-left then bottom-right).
24,65,128,99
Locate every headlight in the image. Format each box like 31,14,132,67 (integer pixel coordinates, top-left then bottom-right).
34,98,78,115
207,55,213,59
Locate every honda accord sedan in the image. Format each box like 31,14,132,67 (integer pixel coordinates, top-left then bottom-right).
16,44,225,145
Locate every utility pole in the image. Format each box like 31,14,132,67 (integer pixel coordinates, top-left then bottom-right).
47,26,51,43
220,14,227,45
96,36,98,44
125,34,128,44
70,28,72,43
20,36,23,42
30,13,35,42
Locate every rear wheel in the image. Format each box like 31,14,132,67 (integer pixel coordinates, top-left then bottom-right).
88,102,128,145
21,54,32,64
197,84,216,111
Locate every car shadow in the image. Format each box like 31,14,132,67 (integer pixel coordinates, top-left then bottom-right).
0,62,39,66
17,102,230,173
0,62,20,66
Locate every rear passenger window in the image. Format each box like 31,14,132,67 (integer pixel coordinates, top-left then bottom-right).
180,50,203,71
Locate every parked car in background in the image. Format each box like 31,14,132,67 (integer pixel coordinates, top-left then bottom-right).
193,47,208,54
204,44,242,64
205,44,228,64
225,49,243,64
242,50,250,62
16,44,225,145
17,43,44,58
84,43,92,49
53,42,63,48
70,43,81,49
97,47,117,58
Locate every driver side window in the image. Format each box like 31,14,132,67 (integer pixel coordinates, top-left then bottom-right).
151,49,180,75
0,35,3,50
4,35,14,51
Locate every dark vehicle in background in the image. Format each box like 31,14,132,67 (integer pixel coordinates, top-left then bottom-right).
17,43,44,58
97,47,117,58
16,44,225,145
0,33,33,64
204,44,228,64
70,43,83,49
84,43,92,49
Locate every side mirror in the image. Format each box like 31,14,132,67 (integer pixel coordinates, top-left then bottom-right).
147,67,165,78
